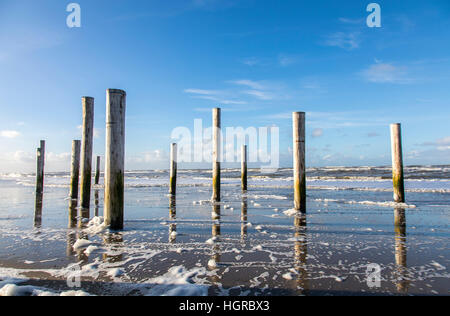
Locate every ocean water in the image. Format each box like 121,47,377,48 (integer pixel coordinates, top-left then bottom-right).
0,166,449,296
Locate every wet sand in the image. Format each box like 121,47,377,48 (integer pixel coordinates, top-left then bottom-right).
0,170,449,296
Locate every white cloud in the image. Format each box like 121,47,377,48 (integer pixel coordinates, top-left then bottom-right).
437,137,450,145
240,57,263,66
338,18,364,25
230,80,264,90
0,130,20,139
324,32,360,50
127,150,169,168
184,88,247,105
312,128,324,138
362,62,413,84
243,90,273,100
12,151,34,163
278,54,298,67
184,88,219,95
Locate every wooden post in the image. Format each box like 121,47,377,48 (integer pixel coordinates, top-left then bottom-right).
35,140,45,196
169,143,177,196
95,156,101,185
80,97,94,213
241,145,248,192
69,140,81,209
104,89,126,230
293,112,306,212
390,123,405,203
212,108,221,202
34,141,45,228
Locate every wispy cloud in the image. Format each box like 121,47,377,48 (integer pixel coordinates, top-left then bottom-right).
0,130,20,139
260,111,395,129
230,80,264,90
361,62,413,84
242,90,273,100
278,54,299,67
417,136,450,151
324,32,360,50
240,57,266,66
338,17,364,25
184,88,247,105
312,128,324,138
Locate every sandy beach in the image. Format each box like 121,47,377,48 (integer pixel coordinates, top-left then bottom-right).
0,166,448,296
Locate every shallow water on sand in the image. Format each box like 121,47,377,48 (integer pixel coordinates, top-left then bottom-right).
0,167,449,296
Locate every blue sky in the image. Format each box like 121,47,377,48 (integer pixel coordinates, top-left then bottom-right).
0,0,449,172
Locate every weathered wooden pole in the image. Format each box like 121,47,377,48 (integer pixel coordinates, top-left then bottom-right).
390,123,405,203
241,145,248,192
293,112,306,212
212,108,221,202
69,140,81,209
95,156,101,185
80,97,94,213
104,89,126,230
35,140,45,196
169,143,177,196
34,141,45,228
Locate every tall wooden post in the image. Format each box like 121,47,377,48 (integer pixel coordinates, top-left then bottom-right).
95,156,101,185
293,112,306,212
34,140,45,228
241,145,248,192
35,140,45,196
69,140,81,209
169,143,177,196
104,89,126,230
80,97,94,213
390,123,405,203
212,108,221,202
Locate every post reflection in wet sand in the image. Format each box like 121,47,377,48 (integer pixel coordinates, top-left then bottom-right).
169,196,177,243
294,213,309,295
34,193,43,228
94,190,100,218
79,207,90,229
68,201,78,229
394,208,409,293
209,203,222,285
103,232,124,264
241,196,248,242
66,231,77,257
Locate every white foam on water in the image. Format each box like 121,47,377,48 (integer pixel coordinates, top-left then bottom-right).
314,198,417,209
143,266,210,296
73,239,93,251
283,209,300,217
